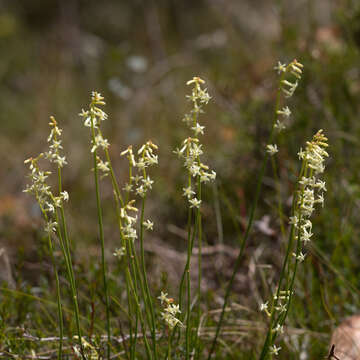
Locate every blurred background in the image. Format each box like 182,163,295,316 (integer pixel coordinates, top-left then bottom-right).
2,0,360,357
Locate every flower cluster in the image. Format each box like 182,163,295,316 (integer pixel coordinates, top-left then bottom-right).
291,130,329,255
175,77,216,209
158,291,182,329
79,91,110,177
121,141,158,198
24,119,69,234
260,131,328,357
44,116,67,168
113,246,126,259
260,289,290,318
117,141,158,244
270,59,304,153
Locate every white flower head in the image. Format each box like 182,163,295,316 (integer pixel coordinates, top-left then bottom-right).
266,144,279,156
189,197,202,209
143,219,154,231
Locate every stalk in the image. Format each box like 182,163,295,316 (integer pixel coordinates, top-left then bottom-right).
207,69,287,359
90,119,111,360
56,168,85,359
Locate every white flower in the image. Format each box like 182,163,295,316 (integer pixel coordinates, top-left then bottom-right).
281,79,298,98
289,216,299,227
54,156,67,168
274,61,287,74
183,186,195,199
142,176,154,189
136,185,146,197
260,302,268,311
189,197,202,208
61,191,69,202
113,247,126,259
266,144,279,156
277,106,291,117
97,158,110,174
272,324,284,334
158,291,168,305
300,227,313,244
270,344,281,356
191,123,205,135
44,221,57,234
186,76,205,85
143,219,154,231
292,252,306,262
123,183,133,192
274,120,286,132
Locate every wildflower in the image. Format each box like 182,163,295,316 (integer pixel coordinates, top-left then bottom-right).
142,176,154,189
123,183,133,192
274,120,286,132
272,324,284,334
289,216,299,227
158,291,168,305
186,76,205,85
266,144,279,156
54,156,67,168
292,252,306,262
61,191,69,202
277,106,291,117
274,61,287,74
191,123,205,135
189,197,202,209
183,186,195,199
136,185,146,197
113,247,126,259
281,79,298,98
44,221,57,234
270,345,281,356
96,157,110,175
143,219,154,231
91,91,105,105
260,302,271,317
158,291,182,329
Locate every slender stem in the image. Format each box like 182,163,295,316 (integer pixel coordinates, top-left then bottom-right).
207,154,269,359
139,196,158,359
270,156,286,239
168,334,172,360
38,198,64,360
179,208,192,309
207,70,287,360
90,119,111,360
56,168,85,359
54,208,85,359
47,235,63,360
259,164,308,360
126,267,153,360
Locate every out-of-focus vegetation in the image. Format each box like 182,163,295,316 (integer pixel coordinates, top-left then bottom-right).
2,0,360,358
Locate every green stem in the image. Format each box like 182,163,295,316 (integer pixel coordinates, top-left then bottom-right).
270,156,286,239
47,234,63,360
56,169,85,359
90,120,111,360
207,69,287,360
259,164,308,360
139,197,158,359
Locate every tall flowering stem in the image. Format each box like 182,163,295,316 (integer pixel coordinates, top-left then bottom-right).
207,59,304,359
120,141,159,359
24,118,85,359
89,103,160,359
259,130,329,359
80,92,111,359
174,77,215,359
23,155,64,360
